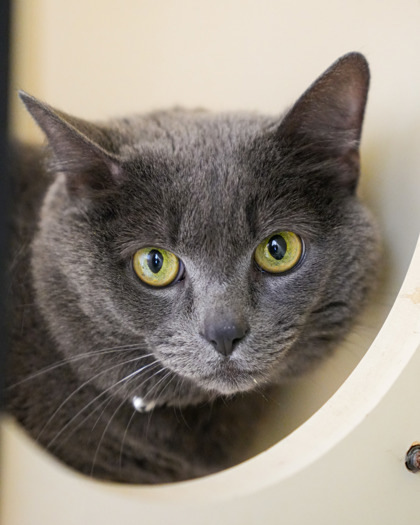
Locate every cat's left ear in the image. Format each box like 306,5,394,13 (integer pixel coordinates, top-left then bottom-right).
19,91,126,196
278,52,370,191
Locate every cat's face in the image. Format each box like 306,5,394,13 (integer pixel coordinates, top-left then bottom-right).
23,52,380,404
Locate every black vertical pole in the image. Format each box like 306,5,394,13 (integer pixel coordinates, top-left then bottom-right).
0,0,11,411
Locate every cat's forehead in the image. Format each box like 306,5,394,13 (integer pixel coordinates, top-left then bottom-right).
119,112,268,225
119,110,289,211
118,109,274,152
114,110,326,261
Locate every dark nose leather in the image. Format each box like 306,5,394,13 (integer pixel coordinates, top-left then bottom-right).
203,314,249,356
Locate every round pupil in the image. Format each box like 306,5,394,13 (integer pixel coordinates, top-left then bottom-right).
268,235,287,260
147,250,164,274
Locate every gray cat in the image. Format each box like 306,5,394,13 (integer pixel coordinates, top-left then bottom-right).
7,52,380,483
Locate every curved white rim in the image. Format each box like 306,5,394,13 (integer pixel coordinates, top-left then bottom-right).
105,234,420,502
3,237,420,505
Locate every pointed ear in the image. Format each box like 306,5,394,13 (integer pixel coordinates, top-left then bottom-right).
279,52,370,190
19,91,126,196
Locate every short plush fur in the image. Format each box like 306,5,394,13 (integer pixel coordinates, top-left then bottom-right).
7,53,380,483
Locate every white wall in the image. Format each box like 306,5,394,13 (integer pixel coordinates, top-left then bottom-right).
11,1,420,124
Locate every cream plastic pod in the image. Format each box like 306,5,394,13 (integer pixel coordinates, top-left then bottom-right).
1,234,419,524
3,1,420,523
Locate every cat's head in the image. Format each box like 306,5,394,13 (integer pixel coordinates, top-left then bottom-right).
21,52,379,405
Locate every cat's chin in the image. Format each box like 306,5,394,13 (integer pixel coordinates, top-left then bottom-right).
209,382,256,396
199,366,264,397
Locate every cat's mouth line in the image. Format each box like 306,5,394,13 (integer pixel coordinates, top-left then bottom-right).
188,359,273,394
155,337,294,386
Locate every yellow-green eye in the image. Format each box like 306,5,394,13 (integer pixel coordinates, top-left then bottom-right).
133,247,181,287
254,231,303,273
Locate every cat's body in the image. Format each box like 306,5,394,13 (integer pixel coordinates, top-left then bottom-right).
7,53,380,483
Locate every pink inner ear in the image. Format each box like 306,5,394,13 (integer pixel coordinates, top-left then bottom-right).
107,159,127,186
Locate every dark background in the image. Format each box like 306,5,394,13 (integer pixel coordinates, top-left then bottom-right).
0,0,11,410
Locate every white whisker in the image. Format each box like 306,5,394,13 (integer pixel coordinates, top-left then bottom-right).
54,362,160,451
118,407,138,471
44,359,159,447
144,370,172,401
8,345,153,389
90,380,150,477
153,372,176,407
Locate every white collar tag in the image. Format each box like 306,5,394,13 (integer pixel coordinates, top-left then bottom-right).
132,396,157,413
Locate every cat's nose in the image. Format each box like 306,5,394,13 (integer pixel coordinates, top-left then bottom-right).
202,314,249,357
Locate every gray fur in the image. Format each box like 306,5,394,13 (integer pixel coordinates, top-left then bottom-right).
7,53,380,483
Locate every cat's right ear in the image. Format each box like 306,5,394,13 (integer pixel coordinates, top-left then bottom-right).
19,91,126,196
278,52,370,191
